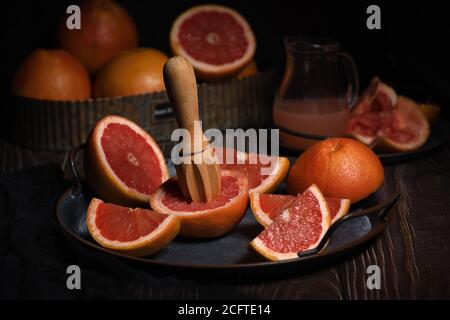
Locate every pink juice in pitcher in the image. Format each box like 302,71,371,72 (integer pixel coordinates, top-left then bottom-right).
273,97,350,150
273,37,359,150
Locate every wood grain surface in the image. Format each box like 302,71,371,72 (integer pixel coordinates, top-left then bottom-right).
1,138,449,299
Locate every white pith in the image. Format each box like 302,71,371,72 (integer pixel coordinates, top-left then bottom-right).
249,192,273,227
252,158,282,192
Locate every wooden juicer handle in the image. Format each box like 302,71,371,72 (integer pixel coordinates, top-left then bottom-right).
163,56,221,202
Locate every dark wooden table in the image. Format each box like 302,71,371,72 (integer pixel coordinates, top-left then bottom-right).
1,138,449,299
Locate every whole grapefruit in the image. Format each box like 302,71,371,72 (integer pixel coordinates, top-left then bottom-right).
12,49,91,101
94,48,168,98
59,0,138,74
287,138,384,203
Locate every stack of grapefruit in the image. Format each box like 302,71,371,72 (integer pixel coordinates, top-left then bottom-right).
13,2,258,101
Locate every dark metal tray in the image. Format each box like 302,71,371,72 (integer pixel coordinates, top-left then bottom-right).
56,149,400,275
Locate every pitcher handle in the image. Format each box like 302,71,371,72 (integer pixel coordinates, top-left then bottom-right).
337,52,359,108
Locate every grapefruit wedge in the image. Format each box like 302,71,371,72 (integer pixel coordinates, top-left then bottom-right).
150,170,249,238
170,4,256,80
346,78,430,152
218,148,290,194
86,198,180,257
84,115,169,207
251,185,331,261
250,193,350,227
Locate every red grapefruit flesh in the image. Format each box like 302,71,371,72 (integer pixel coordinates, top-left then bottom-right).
250,193,350,227
217,148,290,194
150,170,248,238
376,96,431,151
250,193,295,227
347,77,430,151
251,185,331,261
87,198,180,257
150,170,249,238
170,4,256,80
326,198,351,224
85,115,169,207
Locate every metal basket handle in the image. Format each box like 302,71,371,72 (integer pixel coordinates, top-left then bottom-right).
68,143,86,195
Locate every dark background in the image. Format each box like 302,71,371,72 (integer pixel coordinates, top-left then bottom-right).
1,0,449,117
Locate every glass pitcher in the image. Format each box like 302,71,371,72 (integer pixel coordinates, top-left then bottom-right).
273,37,359,150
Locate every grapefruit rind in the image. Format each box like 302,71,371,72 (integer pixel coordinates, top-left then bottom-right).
250,184,331,261
218,148,290,194
170,4,256,80
331,199,351,224
150,170,249,238
251,156,290,194
85,115,169,207
86,198,180,257
249,192,274,227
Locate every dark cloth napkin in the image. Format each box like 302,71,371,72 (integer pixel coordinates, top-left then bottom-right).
0,164,198,299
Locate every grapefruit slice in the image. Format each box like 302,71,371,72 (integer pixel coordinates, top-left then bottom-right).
86,198,180,257
376,96,431,152
250,193,350,227
250,185,331,261
170,4,256,81
326,197,351,224
84,115,169,207
218,148,290,194
150,170,249,238
346,78,430,152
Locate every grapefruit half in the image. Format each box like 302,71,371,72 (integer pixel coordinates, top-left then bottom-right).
218,148,290,194
150,170,249,238
84,115,169,207
170,4,256,80
87,198,180,257
251,184,331,261
250,193,350,227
